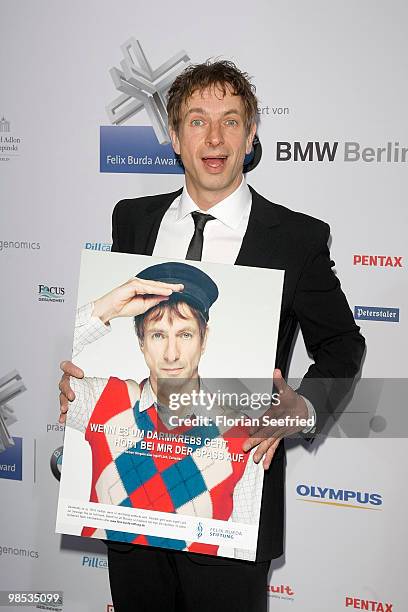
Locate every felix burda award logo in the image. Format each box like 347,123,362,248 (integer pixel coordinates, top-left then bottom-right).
100,38,190,174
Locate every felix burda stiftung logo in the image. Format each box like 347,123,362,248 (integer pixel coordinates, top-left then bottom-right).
100,39,190,174
38,284,65,303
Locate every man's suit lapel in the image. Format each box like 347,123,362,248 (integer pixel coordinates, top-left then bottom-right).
135,185,282,270
134,188,183,255
235,186,282,268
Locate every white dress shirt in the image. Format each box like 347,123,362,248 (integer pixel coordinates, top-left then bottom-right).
153,177,251,264
153,177,316,434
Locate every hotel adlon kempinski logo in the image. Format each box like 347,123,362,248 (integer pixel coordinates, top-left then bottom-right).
0,117,22,163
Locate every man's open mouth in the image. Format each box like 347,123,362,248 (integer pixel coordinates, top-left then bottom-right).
202,156,227,170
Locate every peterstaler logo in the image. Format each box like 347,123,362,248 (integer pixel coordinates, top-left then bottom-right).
353,255,402,267
100,38,190,175
38,285,65,303
82,555,108,569
296,484,383,509
354,306,399,322
276,141,407,163
345,596,393,611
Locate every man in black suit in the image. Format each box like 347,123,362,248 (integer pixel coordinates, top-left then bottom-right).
59,60,365,612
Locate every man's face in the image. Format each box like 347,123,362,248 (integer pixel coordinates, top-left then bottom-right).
169,85,256,201
139,303,207,393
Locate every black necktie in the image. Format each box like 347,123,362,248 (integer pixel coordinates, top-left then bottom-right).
185,211,215,261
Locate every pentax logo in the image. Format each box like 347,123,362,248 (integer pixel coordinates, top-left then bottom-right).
353,255,402,267
345,597,392,611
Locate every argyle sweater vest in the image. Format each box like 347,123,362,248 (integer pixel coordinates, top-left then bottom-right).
81,377,250,555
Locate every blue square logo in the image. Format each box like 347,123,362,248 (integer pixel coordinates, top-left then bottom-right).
0,437,22,480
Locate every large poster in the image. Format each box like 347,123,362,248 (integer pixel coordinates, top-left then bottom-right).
56,250,284,560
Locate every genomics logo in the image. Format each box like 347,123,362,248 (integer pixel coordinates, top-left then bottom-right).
84,242,111,252
38,285,65,303
345,596,393,611
354,306,399,322
50,446,63,481
82,555,108,569
0,545,39,559
0,240,40,252
296,484,383,510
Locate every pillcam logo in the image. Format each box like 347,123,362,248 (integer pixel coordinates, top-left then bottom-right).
345,597,393,611
100,38,189,174
296,484,383,510
84,242,111,252
82,555,108,569
275,141,407,163
38,285,65,303
353,255,402,268
267,584,295,600
50,446,63,481
354,306,399,322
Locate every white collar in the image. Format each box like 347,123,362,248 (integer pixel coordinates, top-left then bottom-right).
139,378,156,412
176,177,251,230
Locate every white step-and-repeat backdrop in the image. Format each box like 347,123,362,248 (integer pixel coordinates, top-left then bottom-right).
1,1,406,610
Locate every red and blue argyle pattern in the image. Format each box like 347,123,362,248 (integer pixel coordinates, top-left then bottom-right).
82,377,249,555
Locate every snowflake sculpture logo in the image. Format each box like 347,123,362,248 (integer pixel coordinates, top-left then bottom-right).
106,39,190,145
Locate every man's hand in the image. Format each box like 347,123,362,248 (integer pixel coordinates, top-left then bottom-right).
59,360,84,424
92,278,184,324
242,369,309,470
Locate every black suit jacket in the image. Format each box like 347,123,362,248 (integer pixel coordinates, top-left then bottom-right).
109,185,365,562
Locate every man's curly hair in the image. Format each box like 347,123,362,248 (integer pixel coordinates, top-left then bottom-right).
167,59,258,134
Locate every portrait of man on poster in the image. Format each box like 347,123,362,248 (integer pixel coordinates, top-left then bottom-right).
64,259,269,560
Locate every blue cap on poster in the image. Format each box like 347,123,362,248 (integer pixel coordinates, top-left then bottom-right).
137,261,219,321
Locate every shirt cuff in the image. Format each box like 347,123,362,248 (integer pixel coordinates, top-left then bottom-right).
299,395,316,434
72,302,111,357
